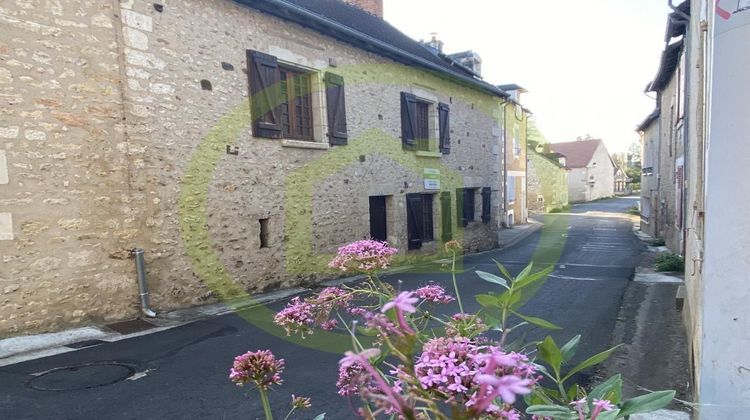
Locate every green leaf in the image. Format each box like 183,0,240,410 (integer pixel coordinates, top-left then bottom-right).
475,270,510,289
516,261,535,282
538,336,563,378
561,345,621,382
596,409,620,420
618,390,676,417
526,405,576,419
560,334,581,363
312,414,326,420
514,265,554,291
512,311,563,330
475,293,499,308
588,374,623,406
493,259,514,282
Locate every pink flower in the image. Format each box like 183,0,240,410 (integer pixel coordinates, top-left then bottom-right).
320,319,338,331
381,291,419,313
475,374,534,404
229,350,284,389
290,394,312,409
273,297,315,337
570,397,587,419
328,240,398,273
414,284,455,304
591,399,616,419
338,349,408,415
381,291,419,334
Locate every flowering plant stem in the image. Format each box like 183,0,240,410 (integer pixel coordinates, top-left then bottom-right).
258,388,273,420
450,250,465,314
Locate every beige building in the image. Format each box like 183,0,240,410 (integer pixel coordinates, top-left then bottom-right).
550,139,616,203
0,0,519,336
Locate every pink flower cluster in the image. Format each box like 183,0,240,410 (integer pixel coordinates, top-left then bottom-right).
328,239,398,273
273,287,351,337
414,284,455,304
412,336,478,397
229,349,284,389
390,337,537,416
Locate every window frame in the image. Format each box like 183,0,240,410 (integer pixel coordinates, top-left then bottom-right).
278,65,314,141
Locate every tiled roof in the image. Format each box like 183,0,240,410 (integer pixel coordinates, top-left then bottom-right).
549,139,607,169
236,0,508,98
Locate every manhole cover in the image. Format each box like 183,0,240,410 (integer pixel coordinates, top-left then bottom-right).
28,362,136,391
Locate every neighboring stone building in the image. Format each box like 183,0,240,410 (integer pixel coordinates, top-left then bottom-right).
550,139,616,203
0,0,516,336
526,146,568,214
637,108,660,238
642,35,686,253
498,84,528,226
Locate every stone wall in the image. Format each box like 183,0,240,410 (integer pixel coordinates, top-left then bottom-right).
640,121,660,237
0,0,141,335
0,0,506,336
655,71,683,253
527,150,568,213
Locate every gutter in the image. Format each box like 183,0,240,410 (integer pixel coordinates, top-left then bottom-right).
237,0,509,99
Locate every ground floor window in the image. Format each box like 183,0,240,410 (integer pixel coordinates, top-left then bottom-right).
406,193,435,249
457,188,477,226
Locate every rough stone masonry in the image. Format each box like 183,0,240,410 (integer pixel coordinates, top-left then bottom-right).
0,0,509,337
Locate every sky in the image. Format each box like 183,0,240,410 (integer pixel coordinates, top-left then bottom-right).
385,0,672,153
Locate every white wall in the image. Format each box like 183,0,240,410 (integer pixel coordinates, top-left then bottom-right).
697,4,750,417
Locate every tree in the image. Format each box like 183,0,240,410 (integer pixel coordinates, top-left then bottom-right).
627,140,642,168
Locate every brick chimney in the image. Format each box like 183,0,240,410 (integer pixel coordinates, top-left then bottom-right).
343,0,383,18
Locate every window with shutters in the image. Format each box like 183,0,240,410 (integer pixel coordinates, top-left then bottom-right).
248,50,347,147
279,66,313,141
401,91,449,154
406,193,435,249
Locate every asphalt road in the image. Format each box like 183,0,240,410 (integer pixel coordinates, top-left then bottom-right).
0,197,643,420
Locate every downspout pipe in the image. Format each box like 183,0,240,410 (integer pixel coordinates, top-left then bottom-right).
131,248,157,318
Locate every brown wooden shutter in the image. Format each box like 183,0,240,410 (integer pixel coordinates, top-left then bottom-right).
400,92,417,149
406,193,424,249
481,187,492,223
248,50,281,139
438,102,451,154
456,188,467,227
440,191,452,241
325,72,348,145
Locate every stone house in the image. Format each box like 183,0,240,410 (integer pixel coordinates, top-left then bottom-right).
613,167,630,195
638,1,750,415
549,139,616,203
0,0,519,336
641,34,686,253
497,84,528,226
637,108,660,238
526,146,568,214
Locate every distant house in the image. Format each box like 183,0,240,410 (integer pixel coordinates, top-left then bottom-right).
550,139,616,202
614,167,631,195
